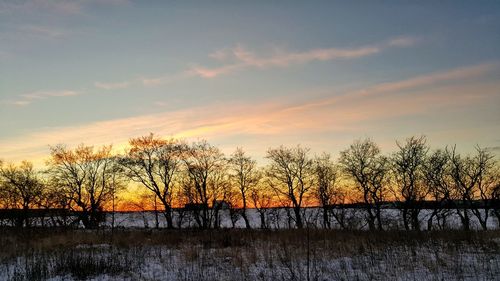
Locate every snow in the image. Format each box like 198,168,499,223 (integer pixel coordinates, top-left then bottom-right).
2,241,499,281
1,208,499,280
106,208,500,230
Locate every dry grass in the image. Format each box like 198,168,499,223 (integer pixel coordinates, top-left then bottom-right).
1,227,499,260
1,228,500,280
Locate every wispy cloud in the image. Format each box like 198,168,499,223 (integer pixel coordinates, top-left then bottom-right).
0,0,82,15
0,0,130,16
187,36,419,78
486,146,500,152
112,36,420,87
5,90,79,106
296,62,499,110
19,25,65,38
139,71,194,87
187,64,243,79
95,71,193,89
1,62,498,166
94,81,130,90
387,36,419,47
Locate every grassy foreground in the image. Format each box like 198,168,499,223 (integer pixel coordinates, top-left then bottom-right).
1,228,499,280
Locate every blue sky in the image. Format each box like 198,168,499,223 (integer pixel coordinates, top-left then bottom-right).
0,0,499,165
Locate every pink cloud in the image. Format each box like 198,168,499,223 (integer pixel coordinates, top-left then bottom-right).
188,36,418,78
0,62,497,166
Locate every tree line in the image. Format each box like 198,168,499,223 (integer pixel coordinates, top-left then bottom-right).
0,134,499,230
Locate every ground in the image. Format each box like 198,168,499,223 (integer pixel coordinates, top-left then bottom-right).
1,228,499,281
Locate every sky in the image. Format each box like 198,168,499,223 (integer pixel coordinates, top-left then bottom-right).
0,0,499,166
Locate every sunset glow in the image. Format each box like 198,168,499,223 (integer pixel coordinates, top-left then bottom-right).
1,1,499,205
2,4,500,279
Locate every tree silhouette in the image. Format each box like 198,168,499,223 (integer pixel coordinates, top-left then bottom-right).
266,145,314,229
47,144,117,229
339,139,389,231
229,147,261,229
391,136,429,231
0,161,44,227
313,153,340,229
119,133,184,229
183,140,227,229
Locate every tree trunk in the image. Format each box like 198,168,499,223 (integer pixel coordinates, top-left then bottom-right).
411,209,421,231
458,209,471,231
294,206,303,229
163,203,174,229
366,207,376,231
202,205,209,229
241,197,251,229
213,208,220,229
495,211,500,229
322,206,330,229
402,208,410,231
259,212,267,229
375,206,383,231
427,210,436,231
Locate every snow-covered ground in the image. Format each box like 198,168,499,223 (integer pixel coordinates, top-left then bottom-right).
106,208,500,230
2,208,499,280
1,235,499,281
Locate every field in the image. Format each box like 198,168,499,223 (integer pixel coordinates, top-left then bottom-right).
1,228,500,281
1,208,499,280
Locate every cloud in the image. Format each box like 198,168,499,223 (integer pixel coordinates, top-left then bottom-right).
0,0,130,16
130,36,419,86
19,25,65,38
0,62,498,166
96,71,193,89
21,90,78,99
5,90,79,106
94,81,130,90
288,62,499,112
187,36,418,78
11,100,31,106
187,64,243,79
362,62,498,94
0,0,82,15
154,101,168,107
387,36,419,47
139,71,194,87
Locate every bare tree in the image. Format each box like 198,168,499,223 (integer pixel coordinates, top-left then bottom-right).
221,183,241,228
339,139,389,231
0,161,44,227
250,186,273,229
183,140,227,229
47,144,117,229
492,181,500,228
212,167,231,229
106,160,126,231
229,148,260,229
266,145,314,229
472,148,498,230
173,180,190,228
448,146,496,230
119,134,184,229
313,153,340,229
391,136,429,231
0,160,4,208
329,186,361,229
424,149,454,230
